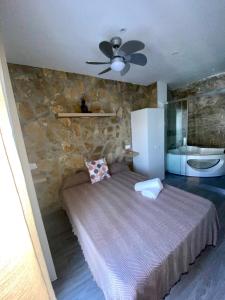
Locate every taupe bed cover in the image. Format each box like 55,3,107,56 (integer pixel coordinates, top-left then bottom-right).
62,170,219,300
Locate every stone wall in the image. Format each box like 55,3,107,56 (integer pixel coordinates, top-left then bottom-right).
171,74,225,148
171,73,225,100
9,64,157,214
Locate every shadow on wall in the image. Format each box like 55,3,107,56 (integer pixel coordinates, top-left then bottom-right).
9,64,157,214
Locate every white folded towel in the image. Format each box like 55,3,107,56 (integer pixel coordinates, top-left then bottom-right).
134,178,163,192
141,187,162,200
134,178,163,200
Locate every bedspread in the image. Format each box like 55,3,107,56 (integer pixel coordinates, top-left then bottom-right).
62,171,219,300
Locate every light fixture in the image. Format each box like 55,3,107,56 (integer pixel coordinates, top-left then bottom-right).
111,57,125,72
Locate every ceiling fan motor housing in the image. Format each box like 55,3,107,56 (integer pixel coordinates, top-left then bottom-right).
110,36,122,48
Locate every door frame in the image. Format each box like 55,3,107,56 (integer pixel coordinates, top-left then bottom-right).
0,32,56,294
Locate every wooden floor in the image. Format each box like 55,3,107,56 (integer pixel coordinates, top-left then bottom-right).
43,174,225,300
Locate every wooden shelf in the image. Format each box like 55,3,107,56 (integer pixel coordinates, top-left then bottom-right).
124,149,139,158
57,112,116,118
33,176,47,184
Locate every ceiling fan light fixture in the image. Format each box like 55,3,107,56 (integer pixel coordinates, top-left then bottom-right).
111,57,125,72
87,37,147,76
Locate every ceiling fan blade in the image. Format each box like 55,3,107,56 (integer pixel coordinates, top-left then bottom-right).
98,67,112,75
120,63,130,76
119,40,145,56
129,53,147,66
99,41,113,58
86,61,110,65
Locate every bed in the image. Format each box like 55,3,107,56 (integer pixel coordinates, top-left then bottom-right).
61,167,219,300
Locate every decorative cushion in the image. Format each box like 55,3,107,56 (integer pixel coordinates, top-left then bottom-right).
85,158,111,184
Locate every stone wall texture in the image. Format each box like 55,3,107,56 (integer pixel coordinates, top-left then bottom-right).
171,74,225,148
9,64,157,213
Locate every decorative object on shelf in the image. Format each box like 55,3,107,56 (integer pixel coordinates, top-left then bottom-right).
80,96,91,113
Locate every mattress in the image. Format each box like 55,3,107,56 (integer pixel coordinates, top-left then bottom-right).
62,170,219,300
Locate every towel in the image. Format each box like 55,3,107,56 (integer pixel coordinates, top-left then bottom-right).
134,178,163,192
134,178,163,200
141,187,162,200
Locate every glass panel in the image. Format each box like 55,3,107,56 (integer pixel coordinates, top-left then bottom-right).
187,159,220,169
166,100,188,175
187,94,223,148
166,100,187,151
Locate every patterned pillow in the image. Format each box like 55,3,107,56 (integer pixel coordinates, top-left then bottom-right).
85,158,111,184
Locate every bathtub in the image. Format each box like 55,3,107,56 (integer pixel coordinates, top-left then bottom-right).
166,146,225,177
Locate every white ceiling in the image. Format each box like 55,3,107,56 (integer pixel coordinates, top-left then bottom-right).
1,0,225,88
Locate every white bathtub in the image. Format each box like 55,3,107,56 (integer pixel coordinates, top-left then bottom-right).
167,146,225,177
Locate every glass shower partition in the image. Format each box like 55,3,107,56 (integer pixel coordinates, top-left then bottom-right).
166,99,188,174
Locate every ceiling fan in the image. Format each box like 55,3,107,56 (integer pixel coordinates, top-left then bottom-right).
86,37,147,76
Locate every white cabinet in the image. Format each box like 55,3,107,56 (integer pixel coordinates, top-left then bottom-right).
131,108,165,179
